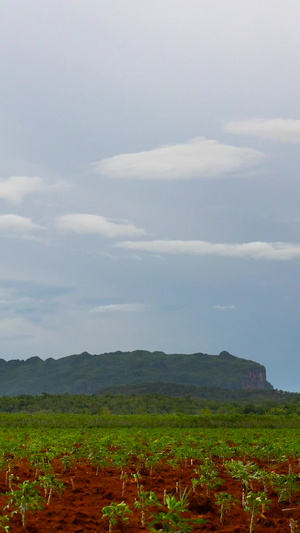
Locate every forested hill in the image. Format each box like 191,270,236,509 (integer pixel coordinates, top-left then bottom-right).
0,350,273,396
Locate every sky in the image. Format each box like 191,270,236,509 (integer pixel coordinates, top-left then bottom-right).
0,1,300,391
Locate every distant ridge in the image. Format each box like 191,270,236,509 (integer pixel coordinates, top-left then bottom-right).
0,350,273,396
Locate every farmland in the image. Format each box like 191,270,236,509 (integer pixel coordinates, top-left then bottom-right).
0,417,298,531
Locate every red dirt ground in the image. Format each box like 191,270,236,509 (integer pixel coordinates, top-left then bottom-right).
0,455,299,532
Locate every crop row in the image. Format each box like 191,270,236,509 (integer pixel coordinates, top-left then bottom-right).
0,427,298,531
0,427,298,461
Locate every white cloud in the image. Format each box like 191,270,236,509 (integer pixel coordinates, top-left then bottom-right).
224,118,300,143
89,303,148,314
214,304,236,310
56,214,145,238
92,137,264,180
115,239,300,261
0,176,43,203
0,176,70,204
0,215,41,232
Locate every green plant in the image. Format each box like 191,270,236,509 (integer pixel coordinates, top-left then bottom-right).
192,459,223,496
244,491,271,533
32,452,54,478
215,492,238,523
149,490,206,532
134,486,160,527
89,451,110,474
271,471,299,503
0,515,10,532
131,471,142,493
102,501,132,532
38,473,65,504
225,460,258,492
5,480,45,526
60,454,73,471
252,467,272,493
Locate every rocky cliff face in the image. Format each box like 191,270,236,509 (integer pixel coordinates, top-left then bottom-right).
242,366,272,390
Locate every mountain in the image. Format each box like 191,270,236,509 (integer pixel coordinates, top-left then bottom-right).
0,350,273,396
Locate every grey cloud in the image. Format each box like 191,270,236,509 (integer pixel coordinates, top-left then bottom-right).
225,119,300,144
0,215,42,232
115,240,300,261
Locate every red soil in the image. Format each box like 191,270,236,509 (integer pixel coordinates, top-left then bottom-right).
0,455,299,532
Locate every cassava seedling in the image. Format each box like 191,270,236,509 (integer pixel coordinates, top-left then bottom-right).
193,459,223,496
131,471,142,493
0,515,10,532
134,486,160,527
225,460,258,492
5,480,45,527
215,492,238,524
244,491,271,533
149,489,206,532
271,471,299,504
102,501,132,532
38,473,65,505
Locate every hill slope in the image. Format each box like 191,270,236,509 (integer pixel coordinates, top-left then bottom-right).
0,350,273,395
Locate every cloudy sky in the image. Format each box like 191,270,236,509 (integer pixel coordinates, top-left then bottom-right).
0,1,300,391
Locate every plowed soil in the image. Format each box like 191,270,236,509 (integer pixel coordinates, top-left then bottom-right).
0,455,299,532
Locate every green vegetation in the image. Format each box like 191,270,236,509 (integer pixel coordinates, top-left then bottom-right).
0,425,297,461
38,473,65,505
102,501,132,532
0,349,272,395
0,412,298,429
192,459,223,495
215,492,238,524
245,492,271,533
148,490,206,532
5,480,45,527
0,424,296,529
0,388,298,418
134,488,160,527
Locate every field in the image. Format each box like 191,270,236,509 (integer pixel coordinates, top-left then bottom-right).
0,418,298,532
